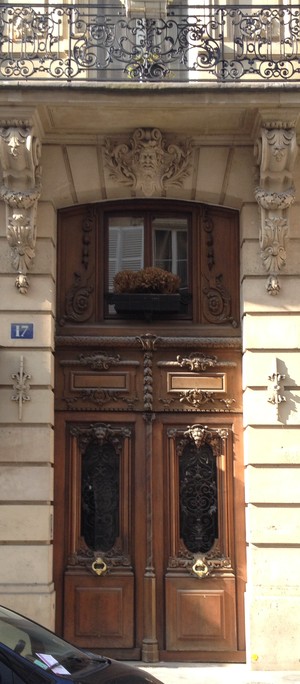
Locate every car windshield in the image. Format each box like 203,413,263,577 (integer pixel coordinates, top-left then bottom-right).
0,605,108,677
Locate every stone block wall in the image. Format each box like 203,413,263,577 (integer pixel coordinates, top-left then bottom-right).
241,197,300,670
0,201,56,629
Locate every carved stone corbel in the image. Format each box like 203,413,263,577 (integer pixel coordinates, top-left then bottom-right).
0,120,42,293
254,120,298,295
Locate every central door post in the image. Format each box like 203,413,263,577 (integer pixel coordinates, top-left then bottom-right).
141,410,159,662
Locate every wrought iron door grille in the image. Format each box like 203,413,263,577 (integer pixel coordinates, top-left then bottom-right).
0,4,300,83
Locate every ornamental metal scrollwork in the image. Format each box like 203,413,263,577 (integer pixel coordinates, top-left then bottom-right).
167,426,231,575
70,423,132,558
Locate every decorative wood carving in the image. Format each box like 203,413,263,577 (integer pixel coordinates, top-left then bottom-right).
60,272,94,325
200,208,238,326
176,352,218,371
160,394,236,412
81,207,95,270
168,542,232,575
78,351,121,370
183,424,229,448
0,120,42,293
203,207,215,270
203,273,237,326
67,545,132,571
56,335,242,350
255,120,298,294
104,128,192,197
136,333,160,350
63,390,138,411
168,424,228,453
143,351,153,411
70,422,131,450
179,389,215,407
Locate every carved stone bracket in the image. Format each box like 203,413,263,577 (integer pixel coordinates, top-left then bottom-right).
105,128,192,197
0,120,42,293
254,120,298,294
11,355,31,420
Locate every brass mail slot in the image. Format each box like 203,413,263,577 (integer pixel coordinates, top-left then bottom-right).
167,373,226,393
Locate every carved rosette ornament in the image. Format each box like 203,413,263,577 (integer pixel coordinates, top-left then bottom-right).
254,121,298,295
105,127,192,197
0,121,42,293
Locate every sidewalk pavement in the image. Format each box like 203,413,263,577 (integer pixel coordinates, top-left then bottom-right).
128,663,300,684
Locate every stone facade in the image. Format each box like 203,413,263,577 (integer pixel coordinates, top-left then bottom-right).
0,89,300,670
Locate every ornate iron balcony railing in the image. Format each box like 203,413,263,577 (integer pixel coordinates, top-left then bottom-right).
1,3,300,84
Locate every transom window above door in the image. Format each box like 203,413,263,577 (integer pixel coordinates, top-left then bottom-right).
56,199,240,329
107,214,189,290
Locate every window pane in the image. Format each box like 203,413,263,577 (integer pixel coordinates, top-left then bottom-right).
152,218,188,288
81,440,119,552
180,441,218,554
108,217,144,291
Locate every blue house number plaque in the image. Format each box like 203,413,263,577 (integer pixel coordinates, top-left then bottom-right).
11,323,34,339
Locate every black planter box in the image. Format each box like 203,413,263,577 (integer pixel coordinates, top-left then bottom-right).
107,292,181,313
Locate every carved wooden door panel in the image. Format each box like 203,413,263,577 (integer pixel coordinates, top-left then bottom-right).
54,341,245,662
155,416,244,657
55,200,244,661
63,420,134,652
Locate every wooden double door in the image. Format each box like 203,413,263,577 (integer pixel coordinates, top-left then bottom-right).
54,340,245,662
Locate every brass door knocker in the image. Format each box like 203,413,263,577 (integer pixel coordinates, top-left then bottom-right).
192,557,210,579
91,557,108,576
